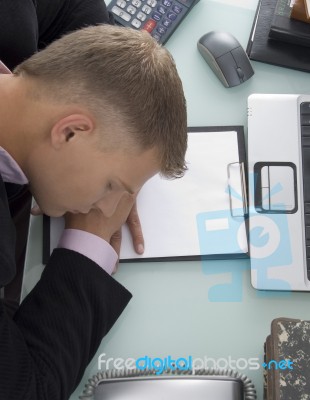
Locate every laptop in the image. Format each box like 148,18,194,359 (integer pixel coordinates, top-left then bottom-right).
247,93,310,291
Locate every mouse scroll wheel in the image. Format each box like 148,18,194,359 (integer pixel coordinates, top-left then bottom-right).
236,67,245,80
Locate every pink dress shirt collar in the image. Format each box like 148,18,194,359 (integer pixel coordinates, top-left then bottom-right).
0,146,28,184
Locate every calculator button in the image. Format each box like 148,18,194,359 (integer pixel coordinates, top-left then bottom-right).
147,0,157,7
132,0,142,7
152,32,162,41
172,4,182,13
142,5,152,13
167,11,177,20
137,11,147,20
157,5,166,14
111,6,132,21
127,5,137,14
142,19,157,32
162,0,172,6
131,18,142,28
116,0,127,8
157,25,167,34
162,17,171,27
152,12,162,21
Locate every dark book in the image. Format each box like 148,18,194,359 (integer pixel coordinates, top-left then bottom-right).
269,0,310,47
264,318,310,400
246,0,310,73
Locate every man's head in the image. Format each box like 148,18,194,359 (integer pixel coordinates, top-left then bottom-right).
10,25,187,217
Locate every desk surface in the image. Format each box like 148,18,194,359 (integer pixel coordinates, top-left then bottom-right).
22,1,310,399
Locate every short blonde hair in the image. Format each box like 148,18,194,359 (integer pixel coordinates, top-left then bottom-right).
15,25,187,178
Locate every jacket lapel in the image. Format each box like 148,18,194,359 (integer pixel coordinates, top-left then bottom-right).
0,174,16,287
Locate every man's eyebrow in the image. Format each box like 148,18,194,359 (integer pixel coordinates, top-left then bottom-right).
117,179,135,195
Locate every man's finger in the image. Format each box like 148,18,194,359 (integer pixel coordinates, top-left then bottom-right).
127,202,144,254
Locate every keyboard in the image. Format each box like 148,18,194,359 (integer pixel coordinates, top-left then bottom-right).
300,102,310,279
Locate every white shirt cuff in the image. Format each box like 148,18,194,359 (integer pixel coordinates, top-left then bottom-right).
57,229,118,275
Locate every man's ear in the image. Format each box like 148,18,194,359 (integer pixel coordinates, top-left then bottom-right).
50,114,95,149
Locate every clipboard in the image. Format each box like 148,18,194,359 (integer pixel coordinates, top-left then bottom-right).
42,126,249,264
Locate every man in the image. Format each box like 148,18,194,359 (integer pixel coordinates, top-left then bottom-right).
0,0,115,311
0,25,187,399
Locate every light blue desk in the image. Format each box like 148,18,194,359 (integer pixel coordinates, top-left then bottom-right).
22,1,310,399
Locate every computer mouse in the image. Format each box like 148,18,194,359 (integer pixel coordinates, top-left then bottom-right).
197,31,254,88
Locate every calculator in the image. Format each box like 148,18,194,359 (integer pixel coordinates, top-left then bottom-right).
107,0,200,44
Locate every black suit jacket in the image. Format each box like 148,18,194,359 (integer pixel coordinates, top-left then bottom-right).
0,175,132,399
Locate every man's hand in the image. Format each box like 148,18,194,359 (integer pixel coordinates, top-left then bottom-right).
65,196,144,273
64,193,135,243
32,195,145,272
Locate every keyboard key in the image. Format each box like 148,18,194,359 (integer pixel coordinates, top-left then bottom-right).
307,259,310,280
307,261,310,280
306,227,310,244
142,19,157,32
132,0,142,6
302,126,310,137
111,6,131,21
302,146,310,201
162,0,172,6
305,214,310,226
301,115,310,125
301,102,310,114
305,203,310,214
302,137,310,147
